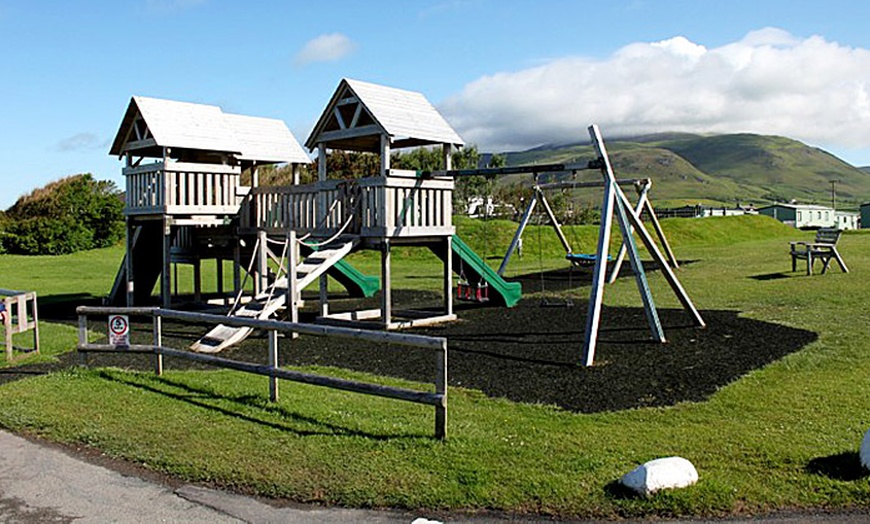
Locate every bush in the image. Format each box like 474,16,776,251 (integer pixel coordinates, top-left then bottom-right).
3,174,124,255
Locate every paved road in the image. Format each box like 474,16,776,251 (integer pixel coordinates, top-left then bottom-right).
1,429,869,523
0,430,421,523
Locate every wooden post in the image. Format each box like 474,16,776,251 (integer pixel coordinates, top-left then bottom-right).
581,173,616,367
435,338,448,440
216,258,225,304
607,182,651,284
256,230,268,296
444,236,453,317
643,196,679,269
161,219,171,309
611,181,705,328
611,187,665,344
319,274,329,318
268,329,279,401
443,144,453,171
153,314,163,375
193,259,202,303
539,192,572,255
380,134,391,176
126,221,135,307
498,189,538,276
287,231,299,339
3,297,11,360
382,240,392,328
233,244,242,303
30,293,39,355
77,313,88,367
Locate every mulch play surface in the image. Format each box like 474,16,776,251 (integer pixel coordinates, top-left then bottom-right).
16,265,817,414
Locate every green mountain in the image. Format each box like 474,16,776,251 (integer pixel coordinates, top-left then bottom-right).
501,133,870,209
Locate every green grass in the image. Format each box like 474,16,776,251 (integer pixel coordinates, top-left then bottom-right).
1,215,869,518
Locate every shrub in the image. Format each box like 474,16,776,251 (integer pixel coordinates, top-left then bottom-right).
4,174,124,255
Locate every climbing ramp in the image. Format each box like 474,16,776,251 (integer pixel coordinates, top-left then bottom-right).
191,239,359,353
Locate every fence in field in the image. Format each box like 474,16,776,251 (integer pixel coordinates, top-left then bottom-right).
75,306,448,439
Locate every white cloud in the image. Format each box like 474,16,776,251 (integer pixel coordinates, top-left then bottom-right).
294,33,356,66
440,28,870,153
54,133,106,152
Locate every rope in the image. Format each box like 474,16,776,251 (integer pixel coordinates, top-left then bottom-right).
298,182,361,249
228,236,261,315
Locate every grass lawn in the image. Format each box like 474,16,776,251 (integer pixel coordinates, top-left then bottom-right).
0,215,868,519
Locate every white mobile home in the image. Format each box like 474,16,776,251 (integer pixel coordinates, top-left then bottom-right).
757,203,834,229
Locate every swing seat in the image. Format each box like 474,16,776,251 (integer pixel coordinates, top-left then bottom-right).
457,281,489,303
566,253,612,265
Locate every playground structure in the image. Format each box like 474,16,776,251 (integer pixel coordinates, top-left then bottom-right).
109,80,522,353
0,288,40,360
107,80,703,365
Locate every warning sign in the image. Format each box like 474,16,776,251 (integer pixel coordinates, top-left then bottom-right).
108,315,130,347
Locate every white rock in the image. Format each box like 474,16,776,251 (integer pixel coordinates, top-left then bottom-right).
860,429,870,470
619,456,698,497
411,519,442,524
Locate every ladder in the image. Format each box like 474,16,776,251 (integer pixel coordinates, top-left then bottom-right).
190,239,358,353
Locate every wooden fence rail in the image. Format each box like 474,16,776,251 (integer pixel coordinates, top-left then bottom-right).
75,306,448,439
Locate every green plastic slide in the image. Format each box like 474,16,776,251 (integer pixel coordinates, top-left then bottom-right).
449,235,522,307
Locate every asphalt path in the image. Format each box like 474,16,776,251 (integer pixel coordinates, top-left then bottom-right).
0,430,419,523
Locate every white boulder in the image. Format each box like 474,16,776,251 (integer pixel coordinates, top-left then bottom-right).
619,456,698,497
860,429,870,470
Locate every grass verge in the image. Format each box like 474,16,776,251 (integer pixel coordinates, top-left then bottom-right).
0,215,868,519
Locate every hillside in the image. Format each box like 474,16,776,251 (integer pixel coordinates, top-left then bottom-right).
501,133,870,208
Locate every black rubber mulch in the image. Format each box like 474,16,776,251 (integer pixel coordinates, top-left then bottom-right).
16,265,817,414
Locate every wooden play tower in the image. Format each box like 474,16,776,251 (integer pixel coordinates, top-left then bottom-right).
107,96,311,307
258,78,469,331
109,80,517,352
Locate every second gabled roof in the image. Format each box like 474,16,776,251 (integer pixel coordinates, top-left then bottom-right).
305,78,464,152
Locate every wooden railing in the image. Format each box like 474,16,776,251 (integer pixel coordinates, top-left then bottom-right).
76,306,448,439
125,161,242,216
240,171,454,239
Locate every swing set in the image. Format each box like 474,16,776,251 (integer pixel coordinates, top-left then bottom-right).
430,124,705,366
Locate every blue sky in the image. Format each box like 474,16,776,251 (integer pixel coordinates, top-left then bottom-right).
3,0,870,208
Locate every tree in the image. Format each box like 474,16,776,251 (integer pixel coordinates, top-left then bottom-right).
4,174,124,255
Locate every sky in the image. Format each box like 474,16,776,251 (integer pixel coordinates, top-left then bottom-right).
3,0,870,208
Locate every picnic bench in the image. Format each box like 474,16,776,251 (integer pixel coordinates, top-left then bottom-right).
789,228,849,275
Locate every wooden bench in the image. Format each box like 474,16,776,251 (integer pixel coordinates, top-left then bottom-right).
790,228,849,275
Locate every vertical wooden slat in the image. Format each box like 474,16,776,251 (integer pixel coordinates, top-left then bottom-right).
268,329,279,401
153,314,163,376
435,339,447,440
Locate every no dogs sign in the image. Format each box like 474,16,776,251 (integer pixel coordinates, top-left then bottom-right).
108,315,130,347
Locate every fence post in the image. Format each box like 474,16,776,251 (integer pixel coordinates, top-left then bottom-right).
77,313,88,367
435,339,447,440
153,313,163,376
268,329,279,402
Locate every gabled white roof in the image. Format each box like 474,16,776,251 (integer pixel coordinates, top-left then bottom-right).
110,96,310,164
224,113,310,164
305,78,464,151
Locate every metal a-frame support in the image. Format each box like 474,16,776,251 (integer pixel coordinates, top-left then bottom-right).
581,124,705,367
